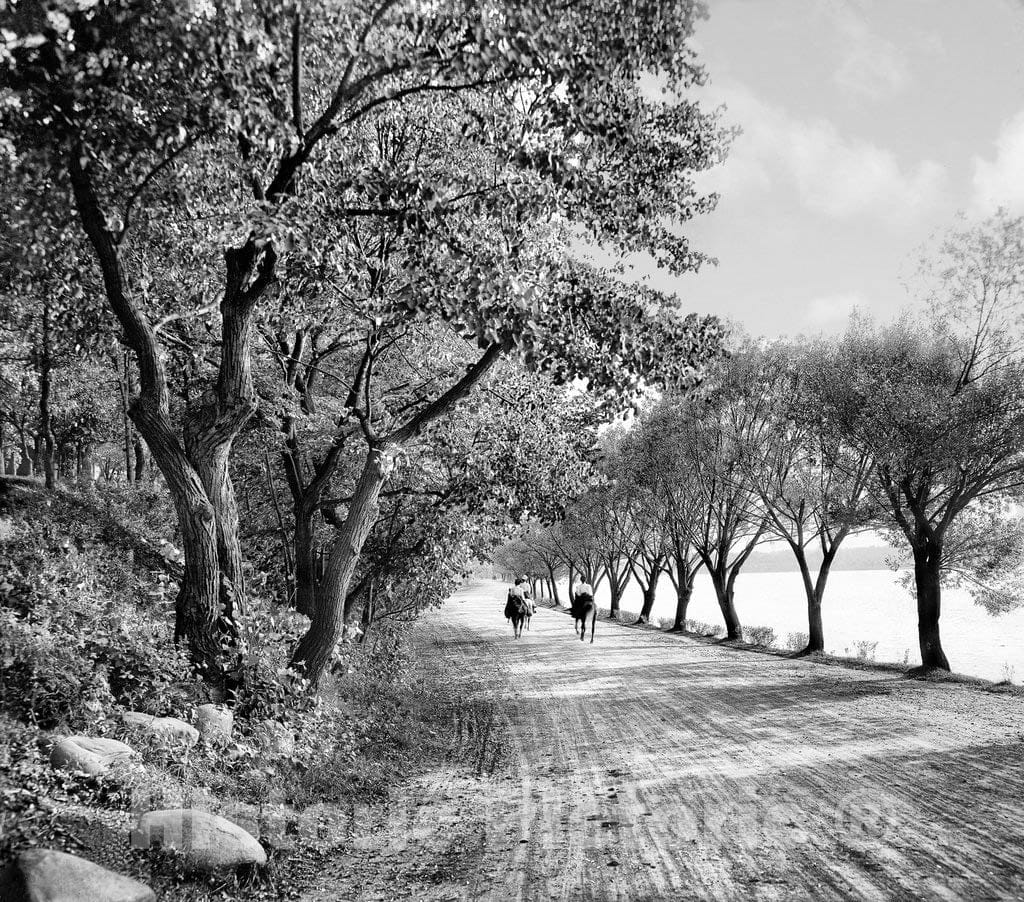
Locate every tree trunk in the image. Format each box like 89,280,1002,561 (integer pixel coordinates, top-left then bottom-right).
635,563,663,624
118,351,134,484
290,445,390,680
790,546,825,655
606,566,621,619
282,440,343,619
191,443,246,627
263,450,295,608
806,586,825,654
671,581,693,631
133,435,146,483
289,343,501,684
69,152,273,687
139,429,224,676
358,580,375,642
710,569,741,639
807,550,837,654
547,564,561,605
131,398,250,688
913,542,950,671
37,303,56,491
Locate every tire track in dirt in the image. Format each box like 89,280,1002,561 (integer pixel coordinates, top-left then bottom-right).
405,580,1024,901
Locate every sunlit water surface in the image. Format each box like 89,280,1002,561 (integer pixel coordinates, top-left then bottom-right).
553,569,1024,683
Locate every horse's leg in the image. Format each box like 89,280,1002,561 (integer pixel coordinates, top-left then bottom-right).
590,607,596,643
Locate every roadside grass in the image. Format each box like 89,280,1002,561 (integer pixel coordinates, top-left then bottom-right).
535,591,1024,696
0,481,513,900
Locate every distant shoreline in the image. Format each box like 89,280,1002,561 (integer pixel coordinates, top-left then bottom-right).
740,546,906,574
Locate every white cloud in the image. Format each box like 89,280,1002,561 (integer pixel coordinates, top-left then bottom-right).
830,4,911,101
804,292,865,331
702,83,946,222
971,110,1024,215
831,14,913,100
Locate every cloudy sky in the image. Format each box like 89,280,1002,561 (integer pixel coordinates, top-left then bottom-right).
638,0,1024,338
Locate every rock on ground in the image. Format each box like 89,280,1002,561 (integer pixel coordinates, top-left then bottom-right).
0,848,154,902
121,711,199,746
49,735,135,776
130,809,267,872
195,704,233,743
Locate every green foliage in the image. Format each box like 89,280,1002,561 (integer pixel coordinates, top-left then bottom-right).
0,484,193,729
742,625,776,648
0,717,133,861
811,316,1024,557
937,503,1024,615
785,631,810,651
852,640,878,661
684,619,724,638
4,0,731,678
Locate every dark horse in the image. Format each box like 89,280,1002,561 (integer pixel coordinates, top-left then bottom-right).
505,592,531,639
571,592,596,643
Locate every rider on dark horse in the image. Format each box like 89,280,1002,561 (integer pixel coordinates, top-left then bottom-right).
505,576,532,637
572,580,596,642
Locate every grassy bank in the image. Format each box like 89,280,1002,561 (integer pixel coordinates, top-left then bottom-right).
0,479,508,900
535,596,1024,696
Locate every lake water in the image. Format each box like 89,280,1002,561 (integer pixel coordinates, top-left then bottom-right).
556,569,1024,683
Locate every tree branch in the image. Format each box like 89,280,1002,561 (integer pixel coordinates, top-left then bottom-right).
389,343,503,445
118,131,204,245
291,4,304,135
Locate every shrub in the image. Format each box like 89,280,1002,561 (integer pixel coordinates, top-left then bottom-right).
684,619,724,637
785,631,810,651
0,485,195,730
743,625,776,647
853,640,879,661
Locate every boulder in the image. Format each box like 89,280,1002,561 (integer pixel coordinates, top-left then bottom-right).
49,735,135,776
122,712,199,747
0,848,154,901
195,704,233,744
269,731,295,757
130,809,267,872
260,720,295,756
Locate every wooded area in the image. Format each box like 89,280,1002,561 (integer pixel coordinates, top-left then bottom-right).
0,0,728,692
497,213,1024,671
3,2,1024,899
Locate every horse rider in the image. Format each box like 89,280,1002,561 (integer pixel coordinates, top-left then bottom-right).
573,580,594,613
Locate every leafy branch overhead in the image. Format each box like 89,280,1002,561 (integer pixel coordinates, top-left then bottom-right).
2,0,730,683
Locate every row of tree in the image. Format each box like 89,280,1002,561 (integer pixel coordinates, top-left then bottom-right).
501,212,1024,672
1,0,729,687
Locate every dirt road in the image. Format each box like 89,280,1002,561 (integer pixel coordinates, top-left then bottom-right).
314,580,1024,901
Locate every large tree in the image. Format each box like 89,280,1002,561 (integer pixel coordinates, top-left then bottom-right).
625,412,705,632
811,213,1024,671
647,351,771,640
737,342,873,655
812,314,1024,671
3,0,728,684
